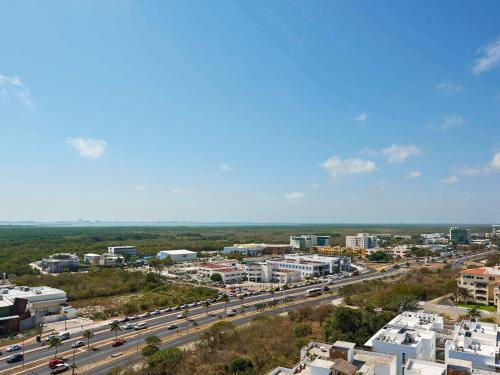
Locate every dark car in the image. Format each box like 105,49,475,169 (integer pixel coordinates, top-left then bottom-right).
167,324,178,330
111,339,126,347
7,354,23,363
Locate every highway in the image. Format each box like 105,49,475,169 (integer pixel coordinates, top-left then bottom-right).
2,269,399,375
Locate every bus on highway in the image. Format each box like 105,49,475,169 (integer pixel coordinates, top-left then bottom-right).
304,288,322,298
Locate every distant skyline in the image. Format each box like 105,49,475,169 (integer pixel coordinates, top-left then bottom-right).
1,1,499,223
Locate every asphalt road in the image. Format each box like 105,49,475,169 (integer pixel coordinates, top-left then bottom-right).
4,269,397,375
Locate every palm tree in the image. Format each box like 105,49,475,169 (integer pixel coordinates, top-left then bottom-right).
457,287,472,303
283,284,290,304
204,300,211,315
237,295,245,311
183,308,190,318
221,294,230,310
145,335,161,348
82,330,94,349
109,321,122,340
47,336,63,359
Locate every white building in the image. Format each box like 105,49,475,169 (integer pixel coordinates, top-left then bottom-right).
267,340,397,375
445,319,500,371
41,253,80,273
346,233,378,249
283,254,351,273
365,311,443,375
84,253,124,267
1,285,68,316
108,246,137,256
223,243,290,256
196,263,247,284
157,249,197,263
366,245,412,259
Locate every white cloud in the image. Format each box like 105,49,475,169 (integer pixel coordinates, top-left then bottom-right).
441,176,458,185
382,144,423,163
136,186,146,191
435,80,462,94
285,192,304,204
490,152,500,170
431,114,466,130
321,156,376,178
172,187,188,194
66,137,107,159
220,161,232,172
473,36,500,75
457,166,484,177
0,74,33,109
405,170,422,179
354,113,368,122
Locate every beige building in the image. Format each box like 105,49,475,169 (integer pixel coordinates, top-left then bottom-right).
315,246,366,257
457,266,500,306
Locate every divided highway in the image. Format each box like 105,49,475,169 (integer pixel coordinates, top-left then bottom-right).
3,269,399,375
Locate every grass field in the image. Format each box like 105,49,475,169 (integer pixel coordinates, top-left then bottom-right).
457,303,497,312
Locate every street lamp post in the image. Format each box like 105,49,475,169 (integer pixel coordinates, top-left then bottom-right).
72,346,76,375
22,337,25,370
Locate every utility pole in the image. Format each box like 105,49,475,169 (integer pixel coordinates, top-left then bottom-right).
72,346,76,375
22,337,25,370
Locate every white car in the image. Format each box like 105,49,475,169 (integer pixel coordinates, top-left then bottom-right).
134,322,147,330
120,323,133,330
6,344,22,352
71,341,85,349
176,313,186,319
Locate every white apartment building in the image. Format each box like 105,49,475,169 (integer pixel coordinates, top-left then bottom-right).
108,245,137,256
365,311,443,375
267,340,397,375
41,253,80,273
445,319,500,371
157,249,197,263
346,233,378,249
245,262,301,283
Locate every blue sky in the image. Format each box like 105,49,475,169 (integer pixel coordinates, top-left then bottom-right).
1,1,499,223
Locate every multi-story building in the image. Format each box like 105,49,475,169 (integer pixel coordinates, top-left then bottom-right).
365,245,412,259
267,340,397,375
196,263,247,284
289,235,331,251
457,267,500,306
492,225,500,238
445,319,500,371
345,233,378,249
283,254,351,274
315,246,366,257
365,311,443,375
83,253,124,267
157,249,197,263
245,262,302,284
449,227,471,245
108,246,137,256
223,243,290,256
41,253,79,273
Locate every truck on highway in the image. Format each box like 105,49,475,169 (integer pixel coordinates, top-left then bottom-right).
304,287,322,298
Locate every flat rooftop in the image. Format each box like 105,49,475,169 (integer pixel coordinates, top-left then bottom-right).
449,320,499,358
405,359,446,375
159,249,196,255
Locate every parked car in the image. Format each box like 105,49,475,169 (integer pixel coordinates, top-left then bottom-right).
167,324,178,330
71,341,85,349
6,344,22,352
111,339,126,347
134,322,147,330
6,354,23,363
50,363,69,374
48,359,65,368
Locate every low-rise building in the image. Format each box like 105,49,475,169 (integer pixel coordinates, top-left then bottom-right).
157,249,197,263
445,319,500,371
83,253,124,267
41,253,79,273
224,243,291,256
365,311,443,375
108,245,137,256
283,254,351,274
346,233,378,250
315,246,366,257
457,267,500,306
267,340,397,375
196,262,247,284
366,245,412,259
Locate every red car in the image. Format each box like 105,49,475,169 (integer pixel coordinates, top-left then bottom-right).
111,339,126,347
48,359,65,368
